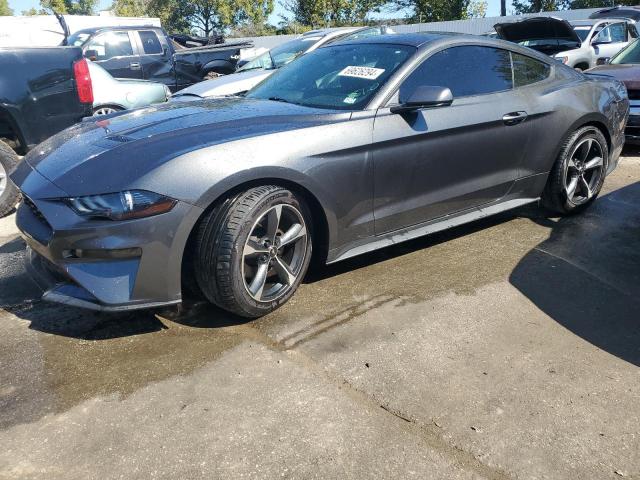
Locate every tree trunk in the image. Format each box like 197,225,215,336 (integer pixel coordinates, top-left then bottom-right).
501,0,506,16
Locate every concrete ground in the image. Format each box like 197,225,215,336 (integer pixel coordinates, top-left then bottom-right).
0,152,638,480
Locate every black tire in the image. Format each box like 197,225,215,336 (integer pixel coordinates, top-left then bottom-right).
0,141,20,218
193,185,313,318
542,126,608,215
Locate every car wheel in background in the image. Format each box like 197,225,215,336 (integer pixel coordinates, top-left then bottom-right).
194,185,312,318
203,71,222,80
0,141,21,218
93,105,124,116
542,126,608,215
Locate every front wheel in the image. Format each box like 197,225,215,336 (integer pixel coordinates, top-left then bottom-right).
542,126,608,215
194,186,312,318
0,141,20,218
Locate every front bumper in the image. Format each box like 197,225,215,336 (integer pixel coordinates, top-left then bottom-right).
625,102,640,144
12,161,204,312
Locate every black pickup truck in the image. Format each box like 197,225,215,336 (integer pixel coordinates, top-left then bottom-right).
0,46,93,216
66,26,252,92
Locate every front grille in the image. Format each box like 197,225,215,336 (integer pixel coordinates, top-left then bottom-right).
627,89,640,100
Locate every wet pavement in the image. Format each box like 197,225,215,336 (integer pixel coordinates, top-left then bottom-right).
0,153,639,479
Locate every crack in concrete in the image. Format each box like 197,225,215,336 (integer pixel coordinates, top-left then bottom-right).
238,323,515,480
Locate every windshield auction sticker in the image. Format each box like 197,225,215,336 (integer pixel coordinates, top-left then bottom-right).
338,66,385,80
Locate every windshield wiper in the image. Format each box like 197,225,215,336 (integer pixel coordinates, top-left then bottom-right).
268,96,292,104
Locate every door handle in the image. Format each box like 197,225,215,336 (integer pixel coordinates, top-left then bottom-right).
130,62,141,70
503,111,528,126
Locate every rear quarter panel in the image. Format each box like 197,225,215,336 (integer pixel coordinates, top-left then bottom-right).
519,67,626,178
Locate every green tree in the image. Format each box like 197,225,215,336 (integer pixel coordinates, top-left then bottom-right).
112,0,146,16
0,0,13,15
40,0,97,14
147,0,193,33
463,0,486,18
284,0,385,27
395,0,470,22
22,6,45,14
510,0,560,14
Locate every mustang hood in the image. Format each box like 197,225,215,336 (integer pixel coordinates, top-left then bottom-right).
494,17,581,54
20,97,348,197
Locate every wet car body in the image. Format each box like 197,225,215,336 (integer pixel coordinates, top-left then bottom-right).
11,33,628,312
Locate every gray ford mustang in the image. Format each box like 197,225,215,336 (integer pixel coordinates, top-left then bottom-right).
11,33,628,317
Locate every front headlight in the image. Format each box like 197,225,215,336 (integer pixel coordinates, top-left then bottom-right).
65,190,177,220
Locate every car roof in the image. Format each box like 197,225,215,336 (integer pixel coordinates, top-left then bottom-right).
326,31,469,48
72,25,160,36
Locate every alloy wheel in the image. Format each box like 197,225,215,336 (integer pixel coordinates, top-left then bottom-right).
564,137,605,205
242,204,308,302
93,107,120,116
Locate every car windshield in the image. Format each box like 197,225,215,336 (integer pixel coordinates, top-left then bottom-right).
247,43,415,110
611,39,640,64
573,26,591,42
67,32,91,46
239,36,323,72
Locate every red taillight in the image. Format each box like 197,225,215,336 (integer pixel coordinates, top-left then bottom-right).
73,58,93,104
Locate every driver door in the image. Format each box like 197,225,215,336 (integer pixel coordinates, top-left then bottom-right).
372,45,530,234
592,22,631,64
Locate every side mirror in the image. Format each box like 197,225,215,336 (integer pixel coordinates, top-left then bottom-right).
596,57,611,65
391,85,453,114
85,49,98,61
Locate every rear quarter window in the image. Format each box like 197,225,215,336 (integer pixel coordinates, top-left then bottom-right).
511,53,551,87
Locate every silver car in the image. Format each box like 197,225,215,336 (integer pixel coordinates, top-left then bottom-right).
88,61,170,115
172,26,394,101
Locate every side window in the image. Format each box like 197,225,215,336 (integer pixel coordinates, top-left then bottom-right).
139,30,163,55
399,46,513,101
629,23,639,39
86,31,134,60
512,53,550,87
597,23,627,43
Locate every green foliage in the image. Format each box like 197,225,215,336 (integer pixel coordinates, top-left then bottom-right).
0,0,13,15
40,0,98,15
510,0,561,14
21,6,46,14
462,0,487,18
112,0,147,16
402,0,471,22
283,0,386,27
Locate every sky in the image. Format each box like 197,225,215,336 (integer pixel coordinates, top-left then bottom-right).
7,0,514,25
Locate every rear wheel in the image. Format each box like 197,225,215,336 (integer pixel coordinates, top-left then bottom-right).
0,141,20,218
194,185,312,318
542,126,608,215
93,105,124,116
